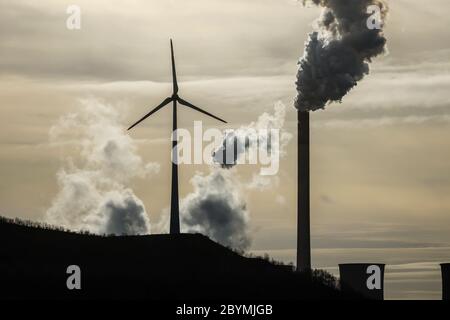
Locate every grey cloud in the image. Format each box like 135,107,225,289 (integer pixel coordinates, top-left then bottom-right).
0,0,310,81
313,114,450,129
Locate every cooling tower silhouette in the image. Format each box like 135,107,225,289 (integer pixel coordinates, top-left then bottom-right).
441,263,450,300
339,263,385,300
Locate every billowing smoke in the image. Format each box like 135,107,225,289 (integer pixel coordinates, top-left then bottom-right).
213,101,292,171
181,169,251,252
296,0,388,111
45,99,159,235
180,103,292,251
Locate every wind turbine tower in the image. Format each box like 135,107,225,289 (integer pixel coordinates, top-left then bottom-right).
128,39,227,234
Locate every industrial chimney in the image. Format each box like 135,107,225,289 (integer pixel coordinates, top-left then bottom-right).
297,111,311,272
294,0,388,274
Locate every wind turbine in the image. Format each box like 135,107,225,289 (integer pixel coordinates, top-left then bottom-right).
127,39,227,234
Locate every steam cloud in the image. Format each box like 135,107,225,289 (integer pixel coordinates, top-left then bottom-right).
296,0,388,111
181,169,250,251
213,102,292,171
45,99,159,235
180,103,292,251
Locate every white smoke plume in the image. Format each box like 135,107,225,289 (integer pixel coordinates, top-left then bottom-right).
181,169,251,251
213,101,292,171
296,0,388,111
45,99,159,235
180,103,292,251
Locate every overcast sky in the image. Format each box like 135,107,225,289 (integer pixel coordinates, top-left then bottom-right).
1,0,450,299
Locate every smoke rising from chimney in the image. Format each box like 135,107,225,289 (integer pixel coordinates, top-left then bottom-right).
295,0,388,111
179,103,292,251
45,99,159,235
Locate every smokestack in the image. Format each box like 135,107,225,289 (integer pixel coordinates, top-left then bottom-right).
441,263,450,300
297,111,311,271
339,263,385,300
294,0,389,272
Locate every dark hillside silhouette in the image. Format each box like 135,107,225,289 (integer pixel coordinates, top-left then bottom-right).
0,216,358,300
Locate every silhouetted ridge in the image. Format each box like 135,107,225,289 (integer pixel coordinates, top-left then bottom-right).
0,216,355,300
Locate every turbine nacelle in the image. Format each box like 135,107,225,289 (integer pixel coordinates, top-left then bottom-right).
128,39,226,131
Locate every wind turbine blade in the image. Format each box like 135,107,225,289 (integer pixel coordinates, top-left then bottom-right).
127,97,173,130
170,39,178,94
177,97,227,123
